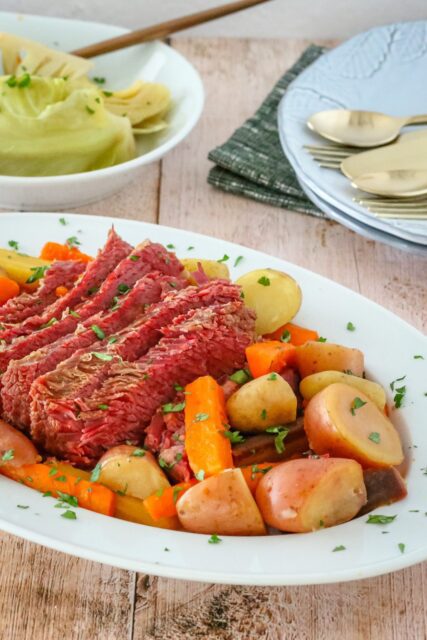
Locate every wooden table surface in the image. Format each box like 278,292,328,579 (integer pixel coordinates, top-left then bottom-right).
1,38,426,640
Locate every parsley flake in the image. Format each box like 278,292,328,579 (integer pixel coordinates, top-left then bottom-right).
265,426,289,453
366,514,397,525
222,430,245,444
217,254,229,263
350,397,367,415
229,369,251,384
234,255,244,267
368,432,381,444
195,470,205,481
280,330,291,343
66,236,81,248
267,372,278,381
85,105,95,115
26,265,49,284
8,240,19,250
132,448,146,457
208,534,222,544
194,412,209,422
117,283,130,295
93,76,106,84
59,217,67,226
414,355,424,360
398,542,405,554
130,255,140,261
162,401,185,414
98,404,109,410
346,322,356,331
257,276,270,286
17,504,29,509
92,352,113,361
91,324,105,340
332,545,346,552
1,449,14,462
317,336,327,342
61,510,77,520
173,486,184,504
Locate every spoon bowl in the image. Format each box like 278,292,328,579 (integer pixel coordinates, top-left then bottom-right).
351,169,427,197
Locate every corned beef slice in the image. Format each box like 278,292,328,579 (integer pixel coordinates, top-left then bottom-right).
0,260,86,326
29,280,241,448
0,239,182,378
0,229,131,344
30,300,255,466
2,273,181,428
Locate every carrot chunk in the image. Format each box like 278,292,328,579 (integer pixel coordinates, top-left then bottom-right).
240,462,278,494
246,341,297,378
143,480,197,520
40,241,92,264
0,276,20,304
55,285,69,297
184,376,233,477
267,322,319,346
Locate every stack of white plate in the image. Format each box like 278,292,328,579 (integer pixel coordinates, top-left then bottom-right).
277,21,427,255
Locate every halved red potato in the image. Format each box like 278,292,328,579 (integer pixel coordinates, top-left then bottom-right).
0,419,40,471
176,468,267,535
304,383,403,467
300,370,386,410
256,457,367,533
295,341,364,378
98,445,170,500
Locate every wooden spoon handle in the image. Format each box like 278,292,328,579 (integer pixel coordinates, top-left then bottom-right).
72,0,272,59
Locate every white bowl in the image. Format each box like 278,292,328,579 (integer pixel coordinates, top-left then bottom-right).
0,12,204,210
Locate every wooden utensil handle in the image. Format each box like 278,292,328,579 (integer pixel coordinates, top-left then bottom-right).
71,0,272,58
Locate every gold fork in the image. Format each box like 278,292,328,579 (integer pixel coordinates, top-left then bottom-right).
304,144,360,169
354,197,427,219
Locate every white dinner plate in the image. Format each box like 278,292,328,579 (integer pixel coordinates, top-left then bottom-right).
0,12,204,210
0,212,426,586
278,21,427,246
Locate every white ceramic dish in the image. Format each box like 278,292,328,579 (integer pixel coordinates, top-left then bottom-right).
0,12,204,211
299,181,427,256
278,21,427,246
0,212,426,586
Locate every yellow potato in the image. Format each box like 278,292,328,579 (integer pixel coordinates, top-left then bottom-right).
295,341,364,378
304,383,404,468
98,445,170,500
177,468,266,535
0,248,51,288
181,258,230,284
235,268,302,335
226,374,297,431
256,457,367,533
300,370,386,410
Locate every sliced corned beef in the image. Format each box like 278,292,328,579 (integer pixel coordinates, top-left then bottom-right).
0,228,131,344
0,240,182,380
30,300,255,466
2,273,181,429
29,280,241,446
0,260,86,326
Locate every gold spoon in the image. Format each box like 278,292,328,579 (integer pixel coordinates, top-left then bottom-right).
307,110,427,148
351,169,427,198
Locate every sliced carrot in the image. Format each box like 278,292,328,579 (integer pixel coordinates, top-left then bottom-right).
40,241,92,264
241,462,278,494
0,276,20,304
55,285,69,297
143,480,197,520
4,463,115,516
246,341,297,378
185,375,233,477
267,322,319,346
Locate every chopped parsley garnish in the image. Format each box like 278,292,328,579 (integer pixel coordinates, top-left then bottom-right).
250,464,272,480
40,317,58,329
108,336,118,344
208,534,222,544
267,372,278,381
1,449,14,462
162,401,185,413
393,386,406,409
222,430,245,444
194,412,209,422
260,409,267,420
87,285,99,295
43,491,52,497
48,466,58,477
93,76,106,84
257,276,270,286
18,73,31,88
390,375,406,391
85,105,95,115
103,90,113,97
234,255,244,267
368,432,381,444
8,240,19,250
175,453,183,462
346,322,356,331
173,486,184,504
55,475,67,482
332,545,346,552
366,514,397,525
111,296,120,311
195,470,205,481
6,75,17,87
265,426,289,453
61,510,77,520
130,255,140,261
17,504,29,509
132,448,146,457
91,324,105,340
69,310,80,318
187,245,194,251
66,236,81,248
156,487,165,497
398,542,405,554
350,397,367,415
117,283,130,295
414,355,424,360
158,458,170,470
217,254,229,263
229,369,251,384
280,330,291,343
164,547,170,552
92,352,113,361
174,383,184,391
166,243,175,249
26,265,49,284
98,404,109,410
59,217,67,226
343,369,354,375
116,483,128,496
57,492,78,508
317,336,327,342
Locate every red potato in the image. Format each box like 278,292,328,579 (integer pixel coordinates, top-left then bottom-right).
256,457,367,533
304,383,404,468
177,468,267,536
295,341,364,378
0,419,40,470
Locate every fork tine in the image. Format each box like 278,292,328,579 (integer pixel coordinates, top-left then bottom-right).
355,197,427,205
317,161,342,169
304,144,357,154
360,202,427,210
373,212,427,219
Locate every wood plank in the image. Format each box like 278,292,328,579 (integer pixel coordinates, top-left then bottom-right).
133,37,427,640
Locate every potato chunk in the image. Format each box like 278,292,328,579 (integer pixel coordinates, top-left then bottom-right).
300,370,386,410
295,341,364,378
177,468,266,535
98,445,170,500
226,373,297,431
0,419,40,470
304,383,404,467
181,258,229,284
256,457,367,532
0,248,51,288
236,268,302,335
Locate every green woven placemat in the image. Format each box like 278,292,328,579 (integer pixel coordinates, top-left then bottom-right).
207,44,326,217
